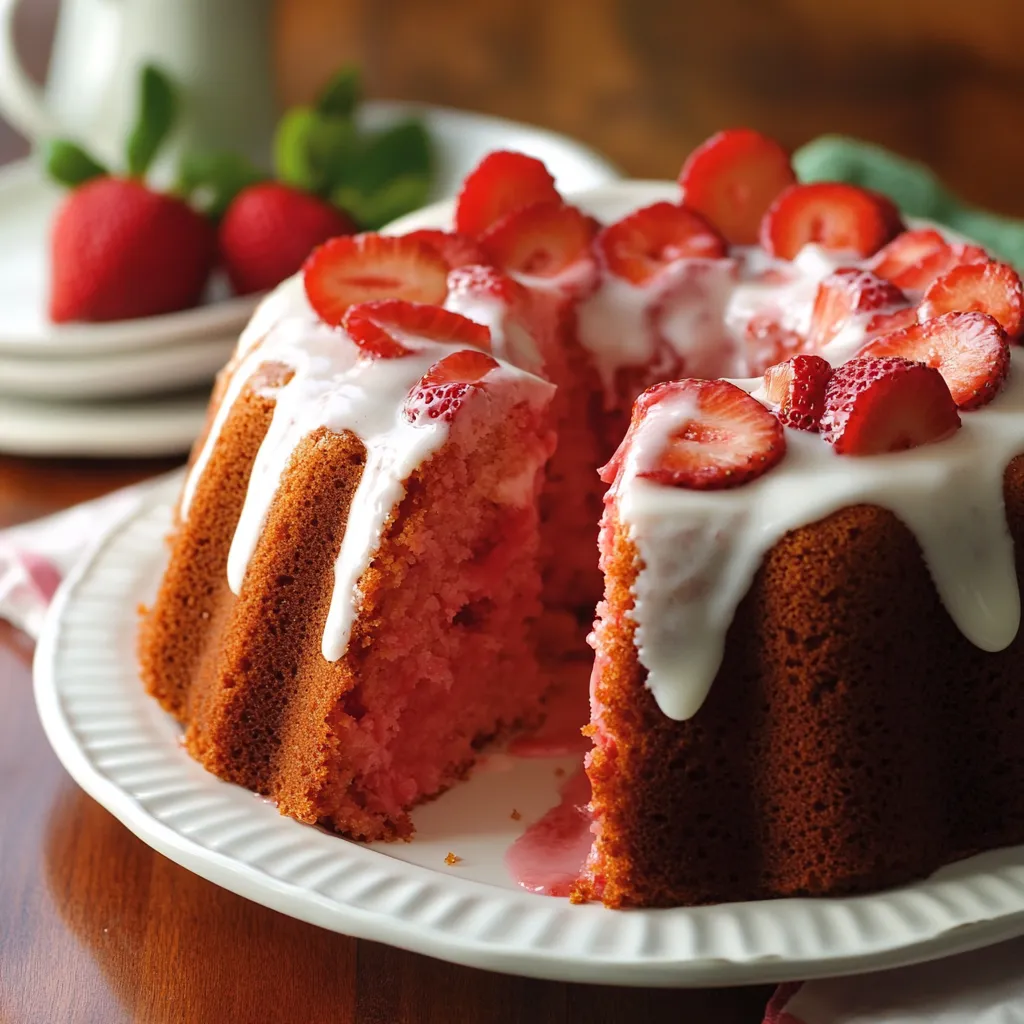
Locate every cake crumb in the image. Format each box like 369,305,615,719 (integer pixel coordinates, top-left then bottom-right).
444,851,461,866
510,808,521,821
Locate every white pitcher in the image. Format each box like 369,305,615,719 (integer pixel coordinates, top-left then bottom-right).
0,0,277,169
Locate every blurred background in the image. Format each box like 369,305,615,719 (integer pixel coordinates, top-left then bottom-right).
4,0,1024,214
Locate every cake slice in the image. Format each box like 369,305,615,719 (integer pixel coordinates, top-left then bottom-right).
139,235,556,840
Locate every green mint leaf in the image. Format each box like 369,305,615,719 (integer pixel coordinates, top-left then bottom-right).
315,65,361,119
332,173,432,230
352,120,432,192
43,139,107,188
275,107,361,196
126,64,178,177
178,151,266,218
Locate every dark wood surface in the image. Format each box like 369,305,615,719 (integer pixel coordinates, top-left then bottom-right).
5,0,1022,1018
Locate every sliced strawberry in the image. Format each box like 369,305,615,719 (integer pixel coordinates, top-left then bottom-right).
343,299,491,359
858,311,1010,410
820,357,961,455
870,228,948,287
807,268,908,349
303,234,449,327
402,229,490,270
403,349,500,423
677,128,796,245
453,151,561,238
919,260,1023,341
744,313,804,376
864,306,918,338
596,202,727,285
604,378,786,489
479,201,596,279
763,354,833,431
446,263,528,306
760,183,901,261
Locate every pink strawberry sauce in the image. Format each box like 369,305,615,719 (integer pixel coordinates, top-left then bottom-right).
504,767,592,897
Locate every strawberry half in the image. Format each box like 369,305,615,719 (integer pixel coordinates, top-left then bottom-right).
677,128,796,245
858,311,1010,410
763,354,833,431
610,378,786,489
403,349,500,423
919,260,1023,341
807,268,908,349
402,229,490,270
303,234,449,327
820,357,961,455
596,202,727,285
760,183,901,261
479,201,596,279
453,151,561,238
744,314,804,376
343,299,491,359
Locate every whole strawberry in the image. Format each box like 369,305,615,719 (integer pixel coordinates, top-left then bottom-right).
219,182,356,295
46,66,216,323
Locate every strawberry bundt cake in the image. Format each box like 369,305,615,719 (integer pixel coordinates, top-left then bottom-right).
140,129,1024,906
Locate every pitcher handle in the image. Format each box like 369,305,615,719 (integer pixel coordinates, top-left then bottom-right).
0,0,59,140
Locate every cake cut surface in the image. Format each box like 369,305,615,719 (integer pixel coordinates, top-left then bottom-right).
141,128,1024,907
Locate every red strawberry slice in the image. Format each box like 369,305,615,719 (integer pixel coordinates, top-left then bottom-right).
453,151,561,238
446,263,528,306
807,268,909,349
596,202,728,285
820,357,961,455
870,228,948,287
864,306,918,338
402,229,490,270
479,201,596,279
919,260,1023,341
678,128,797,245
763,353,833,431
403,349,501,423
343,299,491,359
303,234,449,327
858,311,1010,410
744,313,804,376
760,183,901,261
602,378,786,489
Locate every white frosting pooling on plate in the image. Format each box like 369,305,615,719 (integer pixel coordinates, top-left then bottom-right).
181,275,553,663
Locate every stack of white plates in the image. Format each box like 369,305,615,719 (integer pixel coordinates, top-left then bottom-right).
0,102,618,458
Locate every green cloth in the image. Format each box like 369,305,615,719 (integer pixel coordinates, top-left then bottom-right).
793,135,1024,270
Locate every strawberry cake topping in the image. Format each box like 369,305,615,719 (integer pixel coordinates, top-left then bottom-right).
404,349,501,424
760,182,903,261
807,268,908,350
763,353,833,431
919,260,1024,341
858,311,1010,410
343,299,491,359
595,202,727,285
401,229,490,270
678,128,797,245
606,379,786,490
479,201,596,282
871,229,989,293
453,150,561,238
303,233,449,326
819,357,961,455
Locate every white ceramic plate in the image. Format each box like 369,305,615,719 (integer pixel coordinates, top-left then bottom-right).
0,103,617,360
0,333,233,400
33,477,1024,986
0,389,206,457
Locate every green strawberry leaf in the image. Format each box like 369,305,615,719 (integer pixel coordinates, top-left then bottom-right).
126,64,178,178
351,120,432,192
178,151,266,218
332,172,432,230
275,107,361,196
315,65,361,119
43,139,107,188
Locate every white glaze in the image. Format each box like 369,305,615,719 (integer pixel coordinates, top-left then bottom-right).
181,274,553,663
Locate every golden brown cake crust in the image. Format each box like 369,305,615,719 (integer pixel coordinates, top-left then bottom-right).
584,455,1024,908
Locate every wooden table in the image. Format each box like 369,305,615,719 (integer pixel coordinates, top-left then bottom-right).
0,481,776,1023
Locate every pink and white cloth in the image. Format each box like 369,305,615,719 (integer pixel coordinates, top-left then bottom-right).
1,475,1022,1021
